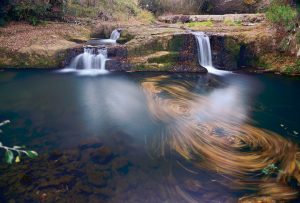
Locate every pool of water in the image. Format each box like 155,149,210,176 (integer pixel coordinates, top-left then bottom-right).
0,70,299,202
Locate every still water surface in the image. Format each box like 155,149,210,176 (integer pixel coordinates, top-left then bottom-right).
0,70,299,202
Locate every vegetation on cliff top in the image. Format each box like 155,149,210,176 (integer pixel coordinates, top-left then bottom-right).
266,0,298,29
0,0,153,26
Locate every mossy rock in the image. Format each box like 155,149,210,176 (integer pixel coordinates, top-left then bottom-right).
118,30,135,44
128,34,186,57
132,63,172,71
167,35,185,52
224,38,241,60
0,48,68,68
147,52,179,63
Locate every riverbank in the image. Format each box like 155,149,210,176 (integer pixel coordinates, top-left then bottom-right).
0,14,299,75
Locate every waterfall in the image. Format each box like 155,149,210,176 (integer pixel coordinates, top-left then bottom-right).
61,46,108,75
87,29,121,45
192,32,229,75
61,29,123,75
110,29,121,41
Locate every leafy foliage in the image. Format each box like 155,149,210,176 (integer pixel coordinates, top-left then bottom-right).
0,120,38,164
10,1,51,25
0,0,10,26
0,0,65,26
266,0,297,28
262,163,279,175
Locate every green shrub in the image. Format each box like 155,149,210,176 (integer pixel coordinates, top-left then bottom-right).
266,1,297,28
136,10,156,23
0,0,65,26
11,2,51,25
0,0,10,26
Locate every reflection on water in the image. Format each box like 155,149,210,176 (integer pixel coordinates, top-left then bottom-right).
0,71,299,202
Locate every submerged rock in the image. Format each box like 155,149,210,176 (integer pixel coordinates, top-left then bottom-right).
87,170,111,187
19,173,33,185
91,146,114,164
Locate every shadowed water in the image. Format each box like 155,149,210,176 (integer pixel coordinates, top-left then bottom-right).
0,70,299,202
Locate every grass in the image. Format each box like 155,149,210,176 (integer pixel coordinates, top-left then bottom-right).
185,19,242,28
283,60,300,74
136,10,155,24
224,19,242,26
185,21,214,27
147,52,179,63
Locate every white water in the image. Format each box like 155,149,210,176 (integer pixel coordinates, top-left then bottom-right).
97,29,121,44
192,32,230,76
110,29,121,41
60,47,108,76
86,29,121,46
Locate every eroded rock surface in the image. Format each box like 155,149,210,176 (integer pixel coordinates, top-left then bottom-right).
0,22,91,68
158,14,266,24
0,17,291,74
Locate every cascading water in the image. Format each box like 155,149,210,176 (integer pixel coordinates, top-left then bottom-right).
192,32,229,75
60,29,123,75
60,46,108,76
110,29,121,41
88,29,121,45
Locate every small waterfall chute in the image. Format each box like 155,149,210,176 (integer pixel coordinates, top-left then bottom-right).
192,31,230,76
110,29,121,41
87,29,122,45
60,46,108,76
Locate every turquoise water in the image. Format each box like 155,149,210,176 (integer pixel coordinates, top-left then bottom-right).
0,70,299,202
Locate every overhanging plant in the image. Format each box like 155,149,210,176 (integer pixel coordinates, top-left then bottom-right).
0,120,38,164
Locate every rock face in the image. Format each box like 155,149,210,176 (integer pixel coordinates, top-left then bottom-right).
210,35,239,70
0,21,279,73
205,0,270,14
158,14,266,24
127,33,207,72
210,35,249,70
63,33,207,73
106,45,131,71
